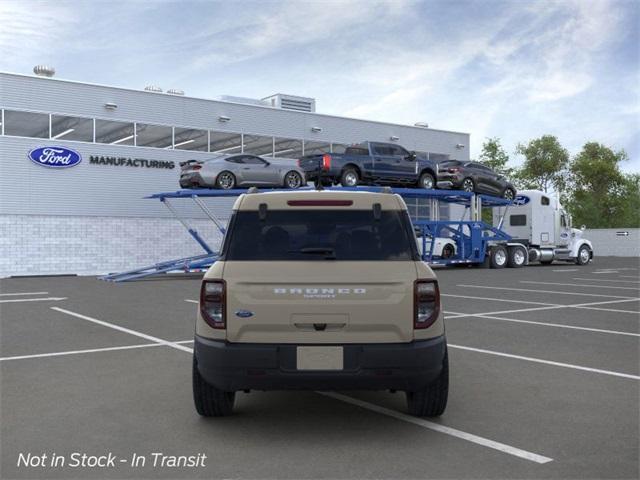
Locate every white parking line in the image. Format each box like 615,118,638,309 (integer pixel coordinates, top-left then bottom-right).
51,307,194,353
0,340,194,362
442,294,559,307
552,269,579,272
446,311,640,337
446,298,640,319
185,299,198,304
0,291,49,296
0,297,67,304
449,344,640,380
456,284,637,299
620,275,640,279
521,281,639,291
572,278,640,284
318,392,553,464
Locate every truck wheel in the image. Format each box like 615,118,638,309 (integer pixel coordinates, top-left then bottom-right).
419,172,435,189
576,245,591,265
507,246,526,268
406,348,448,417
193,357,235,417
340,168,359,187
490,245,507,269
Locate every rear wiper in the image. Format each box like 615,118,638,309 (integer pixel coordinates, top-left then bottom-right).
288,247,336,259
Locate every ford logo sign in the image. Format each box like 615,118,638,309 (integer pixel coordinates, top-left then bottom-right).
235,310,254,318
28,146,82,169
513,195,530,206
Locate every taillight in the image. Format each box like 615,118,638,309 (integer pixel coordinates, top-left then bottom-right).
448,167,459,173
414,280,440,329
200,280,225,329
322,154,332,171
192,165,202,170
297,159,301,167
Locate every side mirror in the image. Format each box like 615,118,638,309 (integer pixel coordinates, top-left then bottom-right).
407,151,417,161
264,161,270,167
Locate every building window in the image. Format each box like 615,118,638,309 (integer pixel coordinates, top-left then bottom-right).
95,119,135,145
51,114,93,142
210,131,243,154
243,134,274,156
303,140,331,156
135,123,173,148
173,127,208,151
3,110,49,138
273,137,303,159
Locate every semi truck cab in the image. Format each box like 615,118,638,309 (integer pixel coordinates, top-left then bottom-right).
494,190,593,265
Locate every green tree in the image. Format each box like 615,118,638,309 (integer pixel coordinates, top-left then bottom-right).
479,137,513,176
515,135,569,193
565,142,638,228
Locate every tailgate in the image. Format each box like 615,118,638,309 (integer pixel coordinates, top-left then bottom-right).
298,155,325,173
223,261,417,344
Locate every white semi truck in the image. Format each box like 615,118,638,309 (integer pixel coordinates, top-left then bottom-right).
493,190,593,266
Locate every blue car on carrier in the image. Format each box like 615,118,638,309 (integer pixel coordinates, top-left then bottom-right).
298,141,439,189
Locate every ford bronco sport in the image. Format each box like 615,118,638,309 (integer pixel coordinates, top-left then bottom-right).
193,189,448,417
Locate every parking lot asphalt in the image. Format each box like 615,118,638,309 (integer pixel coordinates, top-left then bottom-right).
1,257,638,479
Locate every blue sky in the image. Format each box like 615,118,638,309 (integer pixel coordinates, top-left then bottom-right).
1,0,638,172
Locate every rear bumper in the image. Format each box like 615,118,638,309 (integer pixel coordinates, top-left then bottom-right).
194,335,446,392
179,172,206,188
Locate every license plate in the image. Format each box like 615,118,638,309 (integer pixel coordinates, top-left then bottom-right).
296,346,343,370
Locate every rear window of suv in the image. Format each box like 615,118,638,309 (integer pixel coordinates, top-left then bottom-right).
222,209,418,261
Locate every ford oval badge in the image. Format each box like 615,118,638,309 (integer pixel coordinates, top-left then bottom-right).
28,146,82,168
513,195,530,206
235,310,254,318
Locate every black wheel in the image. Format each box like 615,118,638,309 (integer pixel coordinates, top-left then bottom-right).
490,245,508,269
507,246,526,268
284,170,303,189
503,188,516,201
419,172,435,189
340,168,359,187
461,178,475,192
576,245,591,265
193,357,235,416
216,171,236,190
442,243,455,259
406,347,448,417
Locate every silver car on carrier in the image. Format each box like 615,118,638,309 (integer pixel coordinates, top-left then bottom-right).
180,154,306,190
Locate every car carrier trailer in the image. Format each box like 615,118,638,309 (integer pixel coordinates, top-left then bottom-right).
100,186,593,282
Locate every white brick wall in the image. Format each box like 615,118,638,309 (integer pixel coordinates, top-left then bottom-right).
0,215,224,277
584,228,640,257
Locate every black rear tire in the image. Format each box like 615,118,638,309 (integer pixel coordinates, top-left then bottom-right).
490,245,508,269
461,177,475,192
503,188,516,201
193,357,236,417
507,246,526,268
419,172,436,190
340,168,359,187
216,171,236,190
406,348,449,417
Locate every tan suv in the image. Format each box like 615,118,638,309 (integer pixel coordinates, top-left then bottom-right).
193,189,448,417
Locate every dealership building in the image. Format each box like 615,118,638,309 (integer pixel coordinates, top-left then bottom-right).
0,69,470,277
